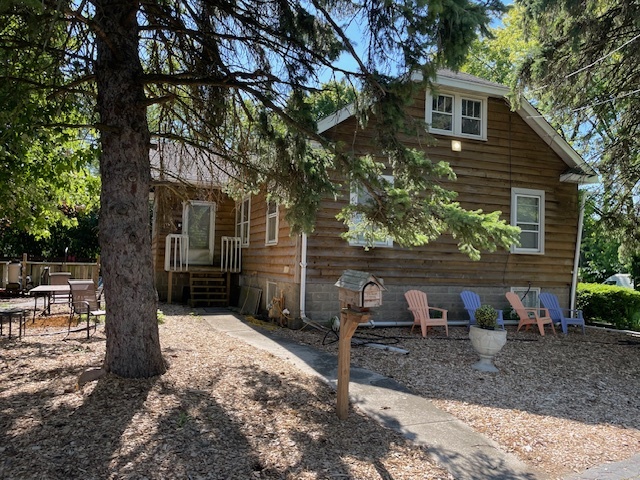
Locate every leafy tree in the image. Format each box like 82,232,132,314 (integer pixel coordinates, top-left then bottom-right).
0,208,100,261
579,195,624,283
462,5,535,86
1,0,519,378
49,208,101,260
0,11,99,243
516,0,640,260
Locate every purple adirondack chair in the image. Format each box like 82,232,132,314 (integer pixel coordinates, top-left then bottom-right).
460,290,505,329
540,292,585,335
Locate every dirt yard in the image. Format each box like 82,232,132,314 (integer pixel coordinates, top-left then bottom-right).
0,302,451,479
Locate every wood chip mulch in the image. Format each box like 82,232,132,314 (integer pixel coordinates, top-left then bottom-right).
1,302,453,480
273,319,640,479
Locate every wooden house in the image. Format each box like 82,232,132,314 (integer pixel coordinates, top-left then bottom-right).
150,70,597,324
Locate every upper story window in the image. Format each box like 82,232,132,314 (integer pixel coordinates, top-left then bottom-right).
431,94,454,131
349,175,394,248
265,200,279,245
235,196,251,247
511,188,545,254
427,91,487,140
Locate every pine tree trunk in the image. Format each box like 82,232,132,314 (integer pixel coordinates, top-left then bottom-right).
94,0,165,377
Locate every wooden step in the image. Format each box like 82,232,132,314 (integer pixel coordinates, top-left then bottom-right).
189,272,229,308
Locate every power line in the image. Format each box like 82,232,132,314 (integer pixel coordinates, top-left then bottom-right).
530,33,640,94
566,33,640,79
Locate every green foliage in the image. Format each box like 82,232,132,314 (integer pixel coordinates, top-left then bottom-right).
517,0,640,256
462,5,536,87
0,208,100,260
475,305,498,329
307,81,357,121
579,195,624,283
0,10,100,239
576,283,640,331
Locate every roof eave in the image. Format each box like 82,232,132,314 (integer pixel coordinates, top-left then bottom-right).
560,172,599,185
432,74,510,98
516,101,598,183
317,104,355,134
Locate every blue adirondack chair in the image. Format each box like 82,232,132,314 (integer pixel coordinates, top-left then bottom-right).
540,292,585,335
460,290,505,329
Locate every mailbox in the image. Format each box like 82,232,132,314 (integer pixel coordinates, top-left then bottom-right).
334,270,385,310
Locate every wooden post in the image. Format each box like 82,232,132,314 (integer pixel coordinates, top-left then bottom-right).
336,305,370,420
167,271,173,304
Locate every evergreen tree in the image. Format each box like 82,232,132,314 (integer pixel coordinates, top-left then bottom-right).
0,0,517,378
516,0,640,258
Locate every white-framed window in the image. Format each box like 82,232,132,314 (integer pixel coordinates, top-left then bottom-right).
265,200,279,245
510,287,540,310
426,91,487,140
431,94,454,132
235,196,251,247
511,188,545,254
349,175,394,248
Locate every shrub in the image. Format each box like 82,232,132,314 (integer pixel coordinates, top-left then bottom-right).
475,305,498,330
577,283,640,331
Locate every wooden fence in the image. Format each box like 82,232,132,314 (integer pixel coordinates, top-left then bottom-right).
1,254,100,290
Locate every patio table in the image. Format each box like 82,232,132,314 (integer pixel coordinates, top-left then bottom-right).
29,284,71,319
0,307,27,338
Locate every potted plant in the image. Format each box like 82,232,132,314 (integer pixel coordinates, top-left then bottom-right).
475,305,499,330
469,305,507,372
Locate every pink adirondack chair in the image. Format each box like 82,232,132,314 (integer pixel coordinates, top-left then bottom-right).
405,290,448,337
506,292,556,336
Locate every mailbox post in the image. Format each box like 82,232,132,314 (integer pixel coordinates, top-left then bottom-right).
334,270,385,419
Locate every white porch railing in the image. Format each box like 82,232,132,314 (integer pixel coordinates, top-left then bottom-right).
221,236,241,273
165,234,189,272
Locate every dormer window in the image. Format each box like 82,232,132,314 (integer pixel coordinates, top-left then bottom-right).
431,94,454,131
427,91,487,140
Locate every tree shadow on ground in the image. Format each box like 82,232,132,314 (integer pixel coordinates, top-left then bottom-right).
1,330,450,479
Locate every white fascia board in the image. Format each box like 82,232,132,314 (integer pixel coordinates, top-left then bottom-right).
433,75,510,98
516,101,598,184
317,104,356,134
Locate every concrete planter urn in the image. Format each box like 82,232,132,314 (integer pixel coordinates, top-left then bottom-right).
469,305,506,373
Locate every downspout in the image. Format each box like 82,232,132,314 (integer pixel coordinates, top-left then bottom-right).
299,232,309,319
571,193,587,311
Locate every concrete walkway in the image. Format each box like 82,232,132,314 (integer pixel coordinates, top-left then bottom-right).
199,309,640,480
563,454,640,480
199,309,547,480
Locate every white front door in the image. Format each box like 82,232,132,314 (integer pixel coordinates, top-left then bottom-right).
182,201,216,265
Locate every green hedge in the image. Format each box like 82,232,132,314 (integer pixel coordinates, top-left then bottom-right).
576,283,640,331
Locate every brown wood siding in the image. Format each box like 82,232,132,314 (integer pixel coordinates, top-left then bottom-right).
240,191,299,284
309,93,579,290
